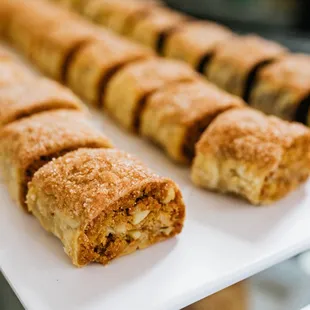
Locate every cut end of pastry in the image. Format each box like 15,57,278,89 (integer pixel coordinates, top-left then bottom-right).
26,148,185,267
78,181,184,267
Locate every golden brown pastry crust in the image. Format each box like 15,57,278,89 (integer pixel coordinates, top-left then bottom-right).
67,38,153,105
27,148,185,267
164,21,233,70
141,80,244,163
128,6,189,51
82,0,158,35
0,110,112,210
30,23,99,82
5,0,105,81
0,78,85,126
250,54,310,123
205,35,287,98
0,0,19,36
185,282,248,310
7,0,72,58
105,58,198,131
192,108,310,205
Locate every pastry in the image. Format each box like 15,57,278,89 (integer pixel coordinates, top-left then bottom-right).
7,0,71,58
0,77,85,126
0,58,34,89
249,54,310,124
105,58,197,131
30,22,100,82
191,108,310,205
0,110,112,209
0,0,19,37
185,282,247,310
82,0,158,35
128,6,189,53
6,0,104,81
140,80,244,164
164,21,233,72
26,148,185,267
67,38,153,106
205,35,287,100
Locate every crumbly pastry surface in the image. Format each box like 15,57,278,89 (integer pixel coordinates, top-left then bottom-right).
0,110,112,209
250,54,310,123
205,35,287,98
67,38,153,105
192,108,310,205
128,6,189,51
0,77,85,126
105,58,197,131
164,21,233,70
141,80,244,164
27,148,185,267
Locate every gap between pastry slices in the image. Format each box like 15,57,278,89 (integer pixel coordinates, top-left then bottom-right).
22,144,105,210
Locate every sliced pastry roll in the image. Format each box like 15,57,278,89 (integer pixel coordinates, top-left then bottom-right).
7,1,71,58
185,282,247,310
30,22,101,82
105,58,197,131
128,6,189,53
83,0,158,35
249,54,310,124
67,38,153,105
0,110,112,209
191,108,310,205
164,21,233,72
205,35,287,100
140,80,244,164
27,148,186,267
0,78,85,126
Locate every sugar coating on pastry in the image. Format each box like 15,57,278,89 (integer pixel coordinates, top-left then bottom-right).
164,21,233,71
129,6,189,52
0,78,85,126
0,110,112,209
141,80,244,164
105,58,197,131
27,148,185,267
191,108,310,205
83,0,158,35
67,38,153,105
0,59,35,89
205,35,287,99
250,54,310,123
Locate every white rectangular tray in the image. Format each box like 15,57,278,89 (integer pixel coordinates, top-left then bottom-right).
1,110,310,310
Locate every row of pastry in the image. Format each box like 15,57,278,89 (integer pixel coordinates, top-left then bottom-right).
50,0,310,125
0,48,186,267
1,0,310,206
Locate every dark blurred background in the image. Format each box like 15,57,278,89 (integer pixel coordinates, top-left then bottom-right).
164,0,310,53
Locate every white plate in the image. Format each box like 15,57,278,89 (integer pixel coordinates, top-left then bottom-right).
1,46,310,310
1,111,310,310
